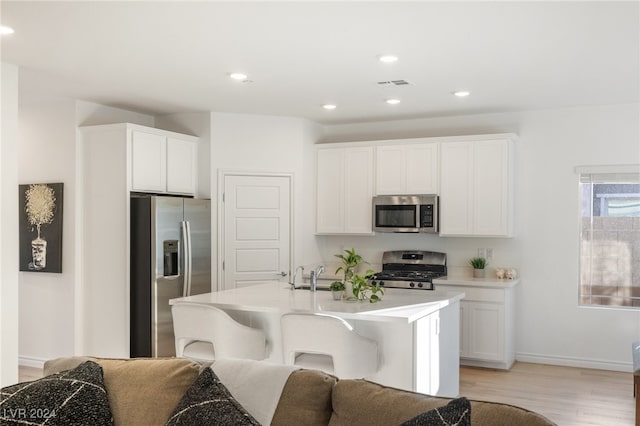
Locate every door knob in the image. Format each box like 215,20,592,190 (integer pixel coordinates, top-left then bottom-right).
277,271,287,277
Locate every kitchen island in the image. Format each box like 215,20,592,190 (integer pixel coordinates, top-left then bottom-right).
170,281,464,397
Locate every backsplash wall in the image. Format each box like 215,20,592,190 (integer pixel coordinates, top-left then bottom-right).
313,234,522,279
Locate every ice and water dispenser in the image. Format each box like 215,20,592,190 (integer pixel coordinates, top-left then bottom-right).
163,240,179,276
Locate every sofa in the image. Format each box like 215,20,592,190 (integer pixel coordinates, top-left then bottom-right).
1,356,556,426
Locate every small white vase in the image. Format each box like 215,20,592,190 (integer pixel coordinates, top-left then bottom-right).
473,268,485,278
31,237,47,270
344,281,355,299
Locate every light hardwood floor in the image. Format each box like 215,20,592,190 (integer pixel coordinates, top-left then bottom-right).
19,362,635,425
459,362,635,426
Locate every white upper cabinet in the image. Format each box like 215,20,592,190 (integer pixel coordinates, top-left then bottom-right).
376,142,439,195
131,131,167,193
131,129,198,195
316,133,515,238
316,145,374,235
166,137,197,194
440,137,515,237
316,148,345,234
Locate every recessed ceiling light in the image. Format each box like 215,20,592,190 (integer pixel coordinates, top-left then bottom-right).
453,91,470,97
322,104,337,110
386,99,401,105
0,26,15,35
378,55,399,63
229,72,248,81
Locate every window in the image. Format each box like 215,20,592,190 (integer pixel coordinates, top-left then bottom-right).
577,166,640,308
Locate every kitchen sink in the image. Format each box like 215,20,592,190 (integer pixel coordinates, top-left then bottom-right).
294,284,331,291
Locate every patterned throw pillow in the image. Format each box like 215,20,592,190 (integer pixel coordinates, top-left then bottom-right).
166,368,260,425
400,397,471,426
0,361,113,426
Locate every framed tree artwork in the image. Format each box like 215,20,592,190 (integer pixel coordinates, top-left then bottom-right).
19,183,64,273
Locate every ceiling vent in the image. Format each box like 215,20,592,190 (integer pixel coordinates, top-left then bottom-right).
377,80,410,86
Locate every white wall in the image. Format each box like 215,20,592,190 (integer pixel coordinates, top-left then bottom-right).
76,101,154,128
17,99,154,366
1,63,20,386
209,112,322,290
18,99,77,365
314,103,640,370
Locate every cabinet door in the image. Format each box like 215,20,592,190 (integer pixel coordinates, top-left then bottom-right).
439,142,473,235
131,131,166,193
344,147,374,234
440,139,512,237
406,143,439,194
316,148,345,233
375,145,406,194
459,301,469,357
466,301,505,362
376,143,439,195
473,140,510,236
166,137,196,195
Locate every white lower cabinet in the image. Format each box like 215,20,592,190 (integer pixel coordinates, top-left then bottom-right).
461,301,505,362
436,280,517,370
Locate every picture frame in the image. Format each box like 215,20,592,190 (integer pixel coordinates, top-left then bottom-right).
19,182,64,273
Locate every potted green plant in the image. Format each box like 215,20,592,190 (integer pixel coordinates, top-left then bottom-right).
350,270,384,303
334,248,383,303
329,281,345,300
469,257,488,278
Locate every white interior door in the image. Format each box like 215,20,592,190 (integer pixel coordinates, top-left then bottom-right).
223,174,291,289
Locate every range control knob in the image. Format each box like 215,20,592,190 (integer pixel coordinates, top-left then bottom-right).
409,282,415,288
379,281,385,287
418,282,423,288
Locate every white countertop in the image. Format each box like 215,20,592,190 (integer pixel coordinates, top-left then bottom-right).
170,281,465,323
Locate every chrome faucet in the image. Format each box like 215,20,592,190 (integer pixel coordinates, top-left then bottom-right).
288,266,304,289
309,265,325,292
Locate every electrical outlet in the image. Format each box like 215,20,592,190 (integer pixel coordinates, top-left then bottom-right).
477,248,486,258
486,248,493,261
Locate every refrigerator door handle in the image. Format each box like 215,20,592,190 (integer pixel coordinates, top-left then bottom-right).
180,221,190,297
185,220,193,296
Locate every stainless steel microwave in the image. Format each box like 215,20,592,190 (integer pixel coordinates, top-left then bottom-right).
372,195,439,233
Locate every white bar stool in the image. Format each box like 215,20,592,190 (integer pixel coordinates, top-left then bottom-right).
171,303,267,363
280,312,378,379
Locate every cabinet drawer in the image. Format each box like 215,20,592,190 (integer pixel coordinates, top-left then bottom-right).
442,285,504,303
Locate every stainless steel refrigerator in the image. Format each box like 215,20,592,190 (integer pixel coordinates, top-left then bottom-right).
130,194,211,358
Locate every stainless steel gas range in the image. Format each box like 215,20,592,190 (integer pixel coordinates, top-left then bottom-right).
369,250,447,290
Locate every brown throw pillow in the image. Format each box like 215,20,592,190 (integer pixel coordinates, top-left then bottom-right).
271,369,336,426
95,358,200,426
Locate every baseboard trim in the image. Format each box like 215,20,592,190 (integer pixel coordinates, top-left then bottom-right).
516,352,632,373
19,356,47,369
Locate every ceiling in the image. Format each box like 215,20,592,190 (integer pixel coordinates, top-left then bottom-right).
1,1,638,125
